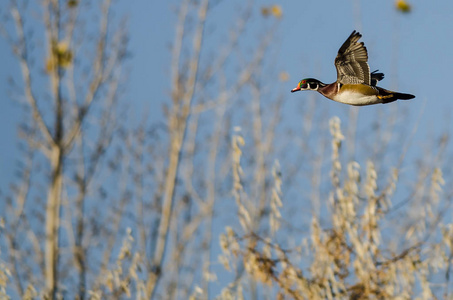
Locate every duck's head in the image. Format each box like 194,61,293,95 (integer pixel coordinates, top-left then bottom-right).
291,78,325,93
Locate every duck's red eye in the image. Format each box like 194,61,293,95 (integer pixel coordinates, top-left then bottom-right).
301,80,306,84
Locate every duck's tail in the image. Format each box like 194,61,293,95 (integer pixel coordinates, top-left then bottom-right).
377,87,415,104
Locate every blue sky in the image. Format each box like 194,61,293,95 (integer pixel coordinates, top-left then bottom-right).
2,0,453,185
121,0,453,124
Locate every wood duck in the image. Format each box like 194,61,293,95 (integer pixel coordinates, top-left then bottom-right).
291,31,415,106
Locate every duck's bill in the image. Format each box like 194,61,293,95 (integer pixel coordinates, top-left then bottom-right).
291,87,301,93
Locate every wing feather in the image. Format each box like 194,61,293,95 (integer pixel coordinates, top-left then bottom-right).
335,31,371,85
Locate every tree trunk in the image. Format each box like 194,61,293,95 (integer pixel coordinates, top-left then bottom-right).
45,146,63,299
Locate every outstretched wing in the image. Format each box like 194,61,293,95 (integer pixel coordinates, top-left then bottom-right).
335,31,370,85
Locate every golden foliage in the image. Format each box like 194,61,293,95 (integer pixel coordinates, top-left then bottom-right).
243,247,275,286
216,116,451,299
271,5,283,18
46,40,73,72
279,71,289,82
67,0,78,8
270,160,283,234
261,5,283,19
396,0,411,13
0,257,10,299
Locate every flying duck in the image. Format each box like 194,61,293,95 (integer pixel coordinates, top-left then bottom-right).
291,31,415,106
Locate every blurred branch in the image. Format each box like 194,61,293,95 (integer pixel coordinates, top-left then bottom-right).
63,0,118,150
200,82,229,299
3,146,34,297
42,0,64,296
10,0,53,153
4,0,127,298
147,0,210,297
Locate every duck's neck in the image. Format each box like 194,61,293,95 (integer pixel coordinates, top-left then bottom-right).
318,82,339,100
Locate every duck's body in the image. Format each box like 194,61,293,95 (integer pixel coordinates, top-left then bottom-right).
317,82,414,106
291,31,415,106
